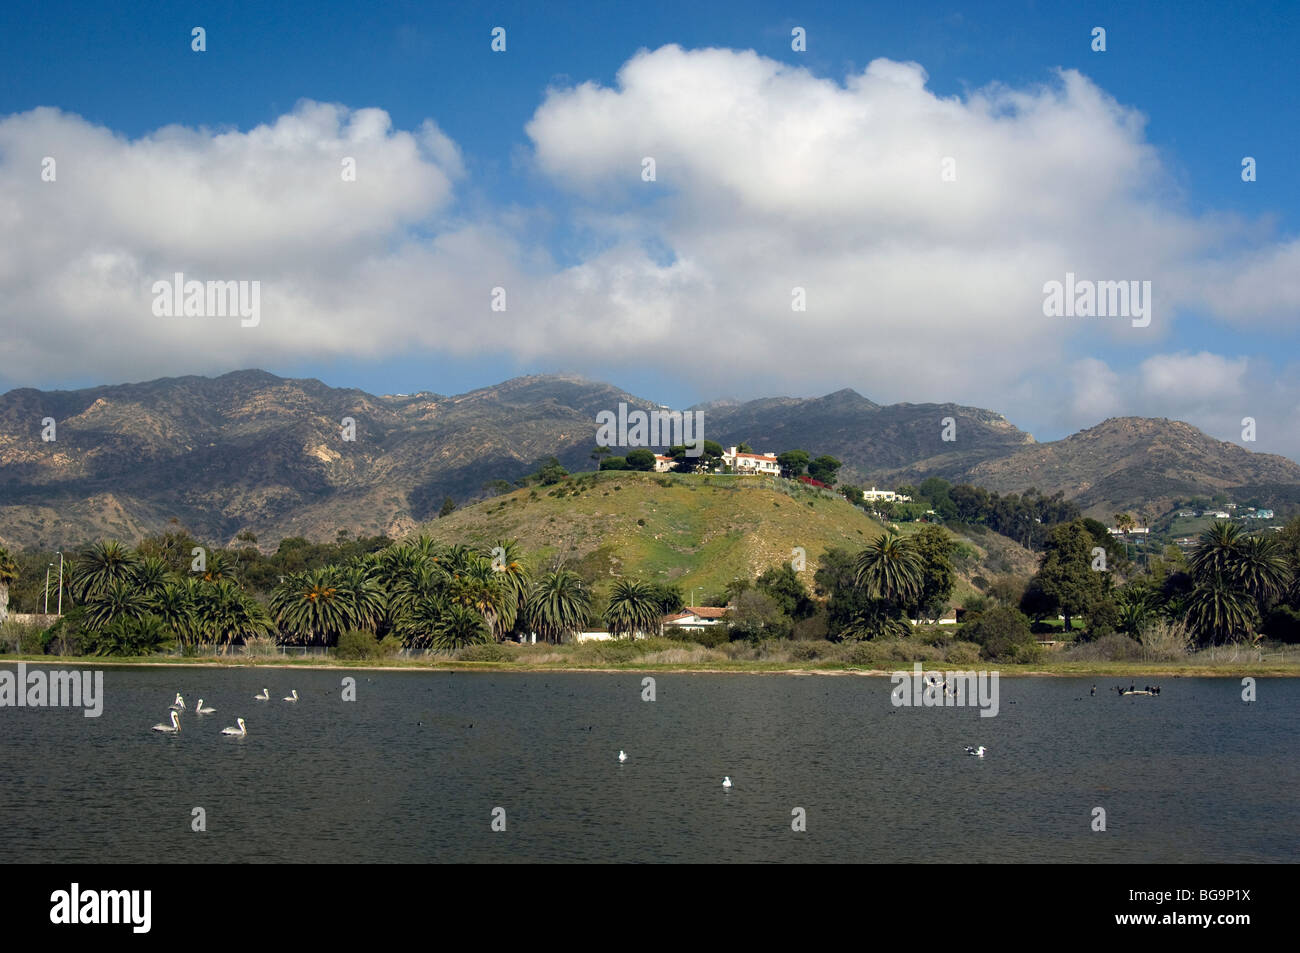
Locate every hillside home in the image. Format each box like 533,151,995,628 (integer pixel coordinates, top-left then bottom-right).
653,454,676,473
862,487,912,503
722,446,780,475
1250,509,1275,519
662,607,728,631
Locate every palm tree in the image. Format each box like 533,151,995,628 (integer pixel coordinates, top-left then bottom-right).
192,580,273,651
432,604,489,651
604,579,662,639
1185,573,1257,646
1189,521,1244,583
854,531,923,605
489,539,531,637
81,578,152,630
1115,589,1154,636
150,582,197,647
394,594,450,649
447,555,511,639
1233,534,1290,609
132,555,175,600
526,570,591,644
70,540,140,603
0,547,18,624
271,568,354,646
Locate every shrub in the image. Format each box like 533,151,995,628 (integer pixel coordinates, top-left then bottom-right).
943,641,981,665
672,626,729,648
1063,632,1143,662
1,620,47,655
336,629,380,660
962,606,1036,661
455,643,518,662
1261,605,1300,644
1138,620,1193,660
377,635,403,658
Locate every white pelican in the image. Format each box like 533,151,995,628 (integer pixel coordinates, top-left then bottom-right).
195,699,215,714
151,711,181,733
965,745,986,758
169,693,186,711
254,688,270,701
221,718,247,737
618,749,627,763
722,776,732,789
283,690,299,703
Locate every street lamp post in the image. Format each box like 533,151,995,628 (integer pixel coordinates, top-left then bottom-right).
44,564,53,614
56,551,64,615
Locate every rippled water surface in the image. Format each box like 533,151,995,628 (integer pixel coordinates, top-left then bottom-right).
1,666,1295,862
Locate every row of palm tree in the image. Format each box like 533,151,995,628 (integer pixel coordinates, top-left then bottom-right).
57,536,680,650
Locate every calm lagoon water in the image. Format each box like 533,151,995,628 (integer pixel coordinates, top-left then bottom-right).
1,667,1295,863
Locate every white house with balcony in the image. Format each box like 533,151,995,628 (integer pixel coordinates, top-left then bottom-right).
653,454,676,473
722,446,780,475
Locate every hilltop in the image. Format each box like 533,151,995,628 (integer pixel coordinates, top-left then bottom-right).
409,470,1036,601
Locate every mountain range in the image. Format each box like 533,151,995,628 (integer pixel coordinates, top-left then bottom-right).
2,369,1298,550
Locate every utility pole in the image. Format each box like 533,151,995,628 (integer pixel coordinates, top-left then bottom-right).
56,551,64,615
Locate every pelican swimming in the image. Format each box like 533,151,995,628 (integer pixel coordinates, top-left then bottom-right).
254,688,270,701
722,776,732,789
169,693,186,711
283,690,299,703
618,750,627,763
195,699,215,714
151,711,181,733
965,745,986,758
221,718,247,737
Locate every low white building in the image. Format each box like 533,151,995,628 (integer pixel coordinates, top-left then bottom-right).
722,446,780,475
653,454,676,473
662,607,727,631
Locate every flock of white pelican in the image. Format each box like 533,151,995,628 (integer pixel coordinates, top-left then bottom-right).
150,689,299,737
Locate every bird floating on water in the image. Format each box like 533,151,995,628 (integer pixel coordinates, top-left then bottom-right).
254,688,270,701
618,750,627,763
283,690,299,703
722,776,732,789
195,699,215,714
169,693,185,711
221,718,247,737
151,711,181,733
965,745,986,758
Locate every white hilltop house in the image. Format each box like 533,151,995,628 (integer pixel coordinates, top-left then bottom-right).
653,454,676,472
862,487,912,503
722,446,780,475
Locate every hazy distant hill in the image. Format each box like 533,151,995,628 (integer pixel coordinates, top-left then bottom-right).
1,370,1297,550
954,417,1300,521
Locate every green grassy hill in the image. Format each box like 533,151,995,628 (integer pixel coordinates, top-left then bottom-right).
413,470,1037,603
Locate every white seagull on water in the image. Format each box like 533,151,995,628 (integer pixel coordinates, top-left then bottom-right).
722,776,732,789
618,750,627,763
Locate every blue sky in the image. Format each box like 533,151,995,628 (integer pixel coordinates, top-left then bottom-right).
2,0,1298,453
